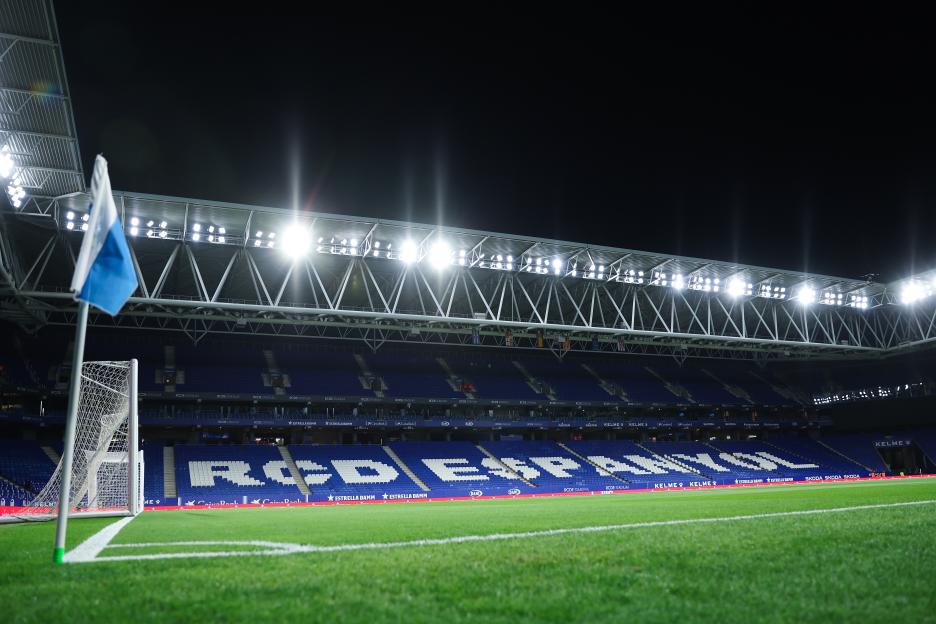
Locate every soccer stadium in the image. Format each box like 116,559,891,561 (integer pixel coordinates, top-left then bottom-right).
2,3,936,623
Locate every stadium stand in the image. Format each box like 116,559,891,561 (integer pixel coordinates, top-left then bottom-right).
0,433,930,508
0,439,55,495
479,440,627,491
387,441,537,497
562,439,711,489
173,445,305,504
142,441,165,505
764,436,869,476
287,444,427,502
818,434,891,473
1,327,829,406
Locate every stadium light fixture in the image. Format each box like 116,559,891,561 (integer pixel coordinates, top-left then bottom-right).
130,227,139,236
280,224,312,259
428,239,453,269
399,239,418,264
0,145,13,179
796,286,816,305
900,281,930,305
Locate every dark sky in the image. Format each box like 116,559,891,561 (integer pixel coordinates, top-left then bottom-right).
53,7,936,281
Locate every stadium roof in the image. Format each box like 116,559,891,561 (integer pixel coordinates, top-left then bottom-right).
0,0,84,208
1,0,935,360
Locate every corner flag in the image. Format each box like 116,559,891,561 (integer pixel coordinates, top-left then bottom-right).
54,155,137,564
70,155,137,315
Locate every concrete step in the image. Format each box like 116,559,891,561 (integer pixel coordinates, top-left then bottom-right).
382,446,431,491
556,442,630,483
476,444,537,487
40,445,60,465
635,442,711,479
163,446,177,498
278,446,311,495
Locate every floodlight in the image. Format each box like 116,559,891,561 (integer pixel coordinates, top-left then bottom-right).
797,286,816,305
0,146,13,178
82,214,90,222
193,223,201,232
159,221,167,229
208,235,214,242
130,227,139,236
901,282,925,305
193,233,201,241
218,227,226,235
131,217,140,226
81,223,88,232
218,236,225,244
256,230,263,237
267,241,275,248
159,230,167,238
375,241,382,249
208,226,215,233
147,220,154,227
253,239,261,247
428,240,452,269
727,278,745,298
281,224,312,259
350,239,358,247
66,222,74,230
399,239,418,264
552,259,562,270
672,274,685,290
269,232,276,239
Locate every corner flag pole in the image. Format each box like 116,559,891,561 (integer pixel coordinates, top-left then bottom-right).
52,155,138,564
52,300,89,564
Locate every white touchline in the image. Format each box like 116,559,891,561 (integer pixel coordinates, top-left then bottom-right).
66,499,936,564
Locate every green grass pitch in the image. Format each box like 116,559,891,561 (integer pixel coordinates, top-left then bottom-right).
3,479,936,623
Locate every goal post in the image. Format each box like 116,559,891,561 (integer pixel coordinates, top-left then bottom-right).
16,357,142,544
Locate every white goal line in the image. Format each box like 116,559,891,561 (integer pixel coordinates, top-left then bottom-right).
64,498,936,564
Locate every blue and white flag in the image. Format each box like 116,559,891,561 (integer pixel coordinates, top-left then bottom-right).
70,155,138,315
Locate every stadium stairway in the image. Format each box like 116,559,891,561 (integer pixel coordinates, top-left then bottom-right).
644,367,695,403
382,445,431,491
437,357,475,399
511,361,556,401
163,446,177,498
277,446,311,495
702,369,754,403
817,439,878,473
40,445,60,464
580,364,630,401
556,442,631,485
476,444,538,487
635,441,715,480
354,354,386,398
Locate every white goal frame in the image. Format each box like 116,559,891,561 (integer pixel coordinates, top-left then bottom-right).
16,359,142,522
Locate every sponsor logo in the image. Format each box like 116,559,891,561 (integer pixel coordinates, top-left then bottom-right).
507,488,521,495
469,489,483,497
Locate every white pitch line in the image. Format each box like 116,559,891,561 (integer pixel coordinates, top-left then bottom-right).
63,515,136,563
67,498,936,564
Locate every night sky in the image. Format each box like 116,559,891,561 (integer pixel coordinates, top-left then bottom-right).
53,7,936,282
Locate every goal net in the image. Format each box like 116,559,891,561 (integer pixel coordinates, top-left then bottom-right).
18,360,142,520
